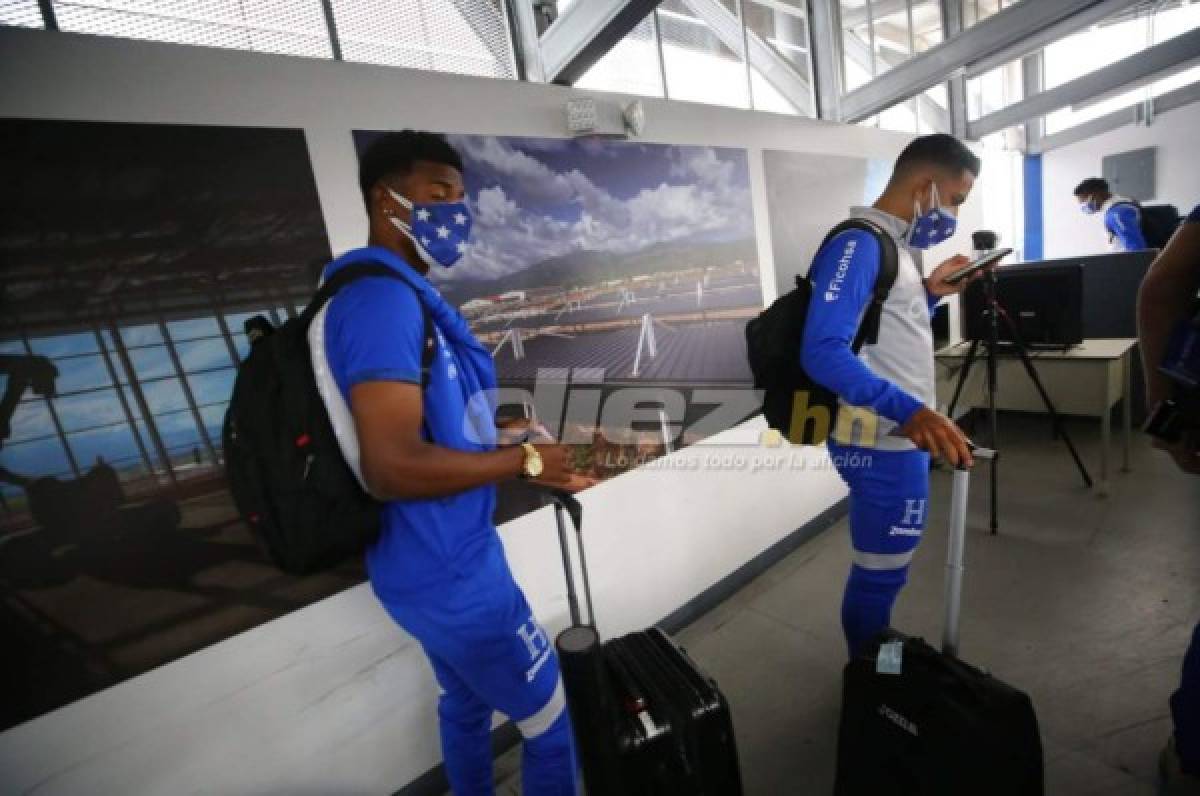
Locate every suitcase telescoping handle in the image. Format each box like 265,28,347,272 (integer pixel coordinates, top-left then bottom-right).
942,446,996,658
550,489,598,631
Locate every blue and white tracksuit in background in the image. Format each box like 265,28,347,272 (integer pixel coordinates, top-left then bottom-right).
310,246,576,795
1171,205,1200,775
800,207,942,659
1102,196,1149,252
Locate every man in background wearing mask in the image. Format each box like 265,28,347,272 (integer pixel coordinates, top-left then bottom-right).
1075,176,1149,252
801,134,983,658
310,131,579,793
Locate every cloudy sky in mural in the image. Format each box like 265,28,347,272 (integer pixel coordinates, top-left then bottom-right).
443,135,755,281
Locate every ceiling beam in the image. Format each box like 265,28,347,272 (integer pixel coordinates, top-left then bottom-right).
968,26,1200,139
964,0,1139,79
843,30,951,131
540,0,663,85
1034,79,1200,154
840,0,1110,123
681,0,814,115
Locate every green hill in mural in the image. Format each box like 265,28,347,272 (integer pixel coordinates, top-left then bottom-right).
440,238,758,305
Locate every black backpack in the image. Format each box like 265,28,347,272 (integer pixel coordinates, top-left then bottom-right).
222,262,435,575
745,219,898,444
1138,203,1182,249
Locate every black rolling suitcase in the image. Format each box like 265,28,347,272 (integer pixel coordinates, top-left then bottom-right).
834,449,1044,796
546,492,743,796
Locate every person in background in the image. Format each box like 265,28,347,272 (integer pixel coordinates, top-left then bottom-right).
313,131,581,794
1137,204,1200,794
801,134,984,658
1075,176,1150,252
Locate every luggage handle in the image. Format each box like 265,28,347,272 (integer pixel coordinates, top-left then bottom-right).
942,446,995,658
549,489,598,632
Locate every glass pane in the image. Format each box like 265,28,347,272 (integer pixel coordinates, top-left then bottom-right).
0,437,73,484
331,0,516,79
110,323,164,348
0,0,44,28
574,10,664,98
658,0,750,109
186,368,236,406
174,338,234,372
140,378,190,415
166,316,221,342
200,402,229,443
911,0,943,52
5,400,53,444
54,0,333,59
879,99,918,133
50,355,114,394
871,0,912,77
53,389,128,432
65,424,142,473
745,1,812,116
128,345,176,381
26,331,99,357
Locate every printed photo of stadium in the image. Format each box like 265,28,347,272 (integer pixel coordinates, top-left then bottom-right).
355,132,765,488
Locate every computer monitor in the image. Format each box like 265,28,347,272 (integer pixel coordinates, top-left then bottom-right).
963,262,1084,347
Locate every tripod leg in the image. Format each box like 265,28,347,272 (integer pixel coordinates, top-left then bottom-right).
999,316,1095,489
985,342,999,535
946,340,979,421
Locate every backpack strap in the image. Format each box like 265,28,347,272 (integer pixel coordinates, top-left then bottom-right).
302,262,437,388
812,218,898,353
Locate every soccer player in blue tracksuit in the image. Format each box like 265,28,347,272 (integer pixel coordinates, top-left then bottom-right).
800,134,984,659
310,132,582,794
1075,176,1150,252
1138,204,1200,792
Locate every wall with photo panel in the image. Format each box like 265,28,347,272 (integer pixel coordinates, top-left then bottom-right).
0,25,981,795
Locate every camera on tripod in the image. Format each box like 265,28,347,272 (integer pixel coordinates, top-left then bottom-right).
1144,301,1200,445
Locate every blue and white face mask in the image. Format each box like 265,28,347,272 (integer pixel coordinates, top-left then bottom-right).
1079,198,1100,215
387,188,472,269
907,182,958,250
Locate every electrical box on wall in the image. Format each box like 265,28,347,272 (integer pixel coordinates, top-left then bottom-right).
1102,146,1156,201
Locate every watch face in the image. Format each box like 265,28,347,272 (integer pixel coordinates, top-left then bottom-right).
527,455,544,478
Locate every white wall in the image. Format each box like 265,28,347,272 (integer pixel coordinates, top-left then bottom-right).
1042,100,1200,259
0,27,983,794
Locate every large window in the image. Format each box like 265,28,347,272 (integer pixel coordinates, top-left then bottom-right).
1043,2,1200,134
0,304,283,510
3,0,517,81
841,0,949,133
570,0,815,116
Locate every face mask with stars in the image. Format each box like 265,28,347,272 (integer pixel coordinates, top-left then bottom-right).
386,187,472,269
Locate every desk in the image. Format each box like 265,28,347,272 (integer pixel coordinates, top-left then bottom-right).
935,339,1137,495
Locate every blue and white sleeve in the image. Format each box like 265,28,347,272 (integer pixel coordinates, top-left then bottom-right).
799,230,925,426
1106,203,1148,251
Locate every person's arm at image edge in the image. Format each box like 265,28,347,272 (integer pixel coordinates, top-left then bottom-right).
1138,214,1200,409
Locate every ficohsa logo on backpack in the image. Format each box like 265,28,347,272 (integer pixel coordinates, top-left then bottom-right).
824,238,858,302
879,704,919,736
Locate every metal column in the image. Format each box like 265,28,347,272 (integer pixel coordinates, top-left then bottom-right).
940,0,969,138
19,333,80,479
808,0,845,121
106,320,178,488
156,315,220,468
92,327,156,480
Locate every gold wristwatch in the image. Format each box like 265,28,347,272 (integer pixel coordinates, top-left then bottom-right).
519,442,543,479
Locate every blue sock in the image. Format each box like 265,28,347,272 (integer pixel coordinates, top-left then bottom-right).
841,563,909,659
521,710,577,795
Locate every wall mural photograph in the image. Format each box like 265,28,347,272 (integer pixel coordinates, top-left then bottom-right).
0,119,343,731
354,131,764,502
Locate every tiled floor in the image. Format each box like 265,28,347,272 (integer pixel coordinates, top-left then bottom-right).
480,414,1200,795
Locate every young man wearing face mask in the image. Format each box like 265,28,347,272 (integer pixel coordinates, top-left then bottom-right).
1075,176,1150,252
310,131,580,794
800,133,983,658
